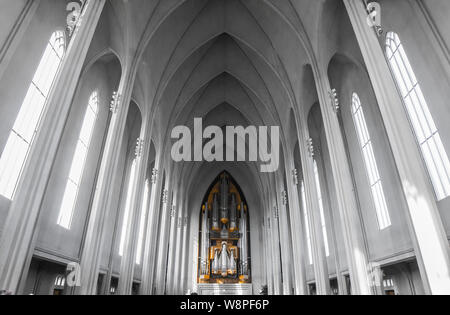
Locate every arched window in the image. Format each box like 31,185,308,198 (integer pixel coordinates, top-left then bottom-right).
136,179,150,265
301,180,313,265
386,32,450,201
119,159,137,256
58,91,99,229
313,160,330,257
352,93,391,230
0,31,65,199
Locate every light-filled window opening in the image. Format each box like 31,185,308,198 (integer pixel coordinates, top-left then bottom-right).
351,93,392,230
0,31,65,200
386,31,450,201
301,180,313,265
58,91,99,229
136,179,150,265
119,159,137,257
313,160,330,257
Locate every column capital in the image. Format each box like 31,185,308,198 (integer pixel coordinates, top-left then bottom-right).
162,190,169,204
292,169,299,186
329,88,340,113
109,91,121,114
273,205,279,219
366,1,384,37
134,138,144,158
151,168,158,184
281,190,288,206
306,138,315,158
66,0,88,37
170,205,177,218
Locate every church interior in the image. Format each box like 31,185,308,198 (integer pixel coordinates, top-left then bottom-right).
0,0,450,296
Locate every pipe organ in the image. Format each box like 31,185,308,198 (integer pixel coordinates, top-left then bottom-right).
198,173,251,284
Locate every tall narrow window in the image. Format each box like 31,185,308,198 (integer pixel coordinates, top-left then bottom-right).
119,159,137,257
0,31,65,199
313,160,330,257
58,91,99,229
301,180,313,265
136,179,150,264
386,32,450,201
352,93,391,230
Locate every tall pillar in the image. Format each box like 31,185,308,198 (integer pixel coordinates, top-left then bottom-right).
344,0,450,295
154,183,173,294
268,197,283,295
315,150,346,295
275,178,294,295
78,65,136,294
295,116,330,295
285,166,308,295
179,214,189,294
141,156,164,295
165,194,179,295
0,0,106,294
264,208,274,295
117,117,152,295
0,0,39,80
77,52,139,295
172,200,185,295
311,63,373,295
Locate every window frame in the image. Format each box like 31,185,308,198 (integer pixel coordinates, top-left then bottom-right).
57,90,100,229
385,31,450,201
0,30,66,200
351,92,392,230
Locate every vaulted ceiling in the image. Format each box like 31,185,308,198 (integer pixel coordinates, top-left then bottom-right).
88,0,360,214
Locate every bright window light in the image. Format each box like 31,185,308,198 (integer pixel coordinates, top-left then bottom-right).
352,93,392,230
313,160,330,257
301,180,313,265
119,159,137,257
136,179,150,264
0,31,65,199
386,32,450,201
58,91,99,229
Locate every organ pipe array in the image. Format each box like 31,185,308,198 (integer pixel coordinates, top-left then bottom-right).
198,173,251,284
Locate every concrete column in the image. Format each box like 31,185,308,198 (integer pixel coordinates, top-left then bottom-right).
165,193,179,295
179,214,189,294
117,117,152,295
141,155,164,294
275,178,294,295
284,165,308,295
295,114,330,295
172,200,185,294
0,0,39,80
268,194,283,295
311,63,373,295
77,60,137,295
0,0,106,294
344,0,450,295
263,209,274,295
279,201,293,295
154,183,173,294
408,0,450,77
315,150,346,295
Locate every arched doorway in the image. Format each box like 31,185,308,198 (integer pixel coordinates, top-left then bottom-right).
197,172,251,286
